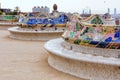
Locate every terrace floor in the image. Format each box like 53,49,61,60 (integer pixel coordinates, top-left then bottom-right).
0,26,85,80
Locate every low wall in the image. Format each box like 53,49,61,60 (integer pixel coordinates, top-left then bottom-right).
44,38,120,80
8,27,63,41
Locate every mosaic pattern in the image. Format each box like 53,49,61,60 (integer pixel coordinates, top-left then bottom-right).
18,14,68,28
62,14,120,49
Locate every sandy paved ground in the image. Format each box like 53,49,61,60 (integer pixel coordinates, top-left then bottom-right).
0,28,85,80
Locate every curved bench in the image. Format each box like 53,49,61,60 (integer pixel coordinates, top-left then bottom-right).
8,27,64,41
62,41,120,58
44,38,120,80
